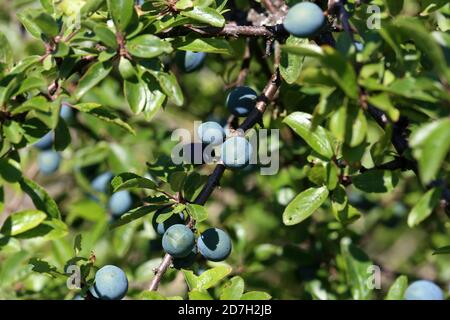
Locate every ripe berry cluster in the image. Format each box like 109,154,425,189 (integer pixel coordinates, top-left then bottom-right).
153,209,232,268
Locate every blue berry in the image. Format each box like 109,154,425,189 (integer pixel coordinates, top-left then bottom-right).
152,208,185,236
38,150,61,175
198,121,225,145
226,86,258,117
91,172,113,194
197,228,232,262
404,280,444,300
91,265,128,300
34,131,53,150
162,224,195,258
283,2,325,38
108,190,133,217
178,51,207,73
60,104,74,122
220,136,253,169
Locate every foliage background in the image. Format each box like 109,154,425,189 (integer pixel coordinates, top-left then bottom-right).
0,0,449,300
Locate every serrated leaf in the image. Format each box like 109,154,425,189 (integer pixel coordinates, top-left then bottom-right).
111,172,158,192
124,78,147,114
197,266,232,290
220,276,245,300
282,186,329,225
284,112,334,159
19,178,61,219
175,38,233,55
155,71,184,106
182,269,198,290
72,103,135,134
186,203,207,223
107,0,134,32
180,7,225,27
74,61,112,100
1,210,47,236
127,35,172,58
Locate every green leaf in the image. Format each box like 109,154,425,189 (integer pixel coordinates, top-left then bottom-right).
197,266,232,290
17,11,43,39
1,210,47,236
180,7,225,27
393,17,450,82
352,170,399,193
107,0,134,32
140,291,167,300
3,121,24,144
54,118,71,151
15,77,46,96
383,0,404,15
19,178,61,219
155,208,175,224
74,61,112,100
410,118,450,185
111,172,158,192
220,276,245,300
433,246,450,255
280,36,306,84
127,35,172,58
72,103,135,134
282,43,324,57
241,291,272,300
94,25,118,49
367,93,399,122
182,269,199,290
340,238,373,300
386,275,408,300
407,188,442,227
110,205,160,228
186,203,208,223
124,78,147,114
81,0,106,17
11,96,50,115
283,112,334,159
321,47,359,99
155,71,184,106
174,38,233,55
188,289,213,300
67,200,107,223
282,186,329,226
34,12,59,37
329,104,367,147
0,32,13,68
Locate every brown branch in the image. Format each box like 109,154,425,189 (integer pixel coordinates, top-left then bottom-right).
158,23,288,39
148,69,282,291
